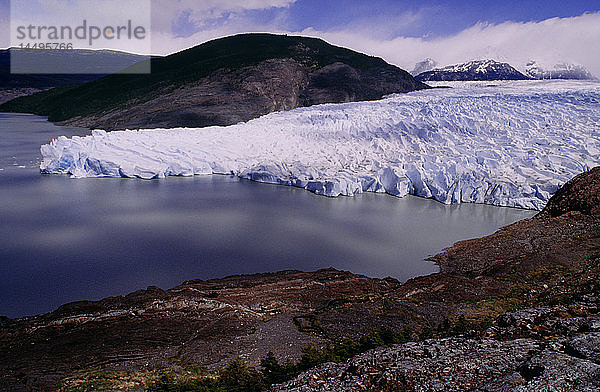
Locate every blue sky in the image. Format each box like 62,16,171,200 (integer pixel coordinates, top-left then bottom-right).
248,0,600,38
166,0,600,38
156,0,600,75
2,0,600,75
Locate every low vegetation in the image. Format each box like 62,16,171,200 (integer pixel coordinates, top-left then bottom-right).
147,317,492,391
57,317,490,392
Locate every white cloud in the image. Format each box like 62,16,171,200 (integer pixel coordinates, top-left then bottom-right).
0,21,7,49
146,11,600,78
7,0,152,53
2,2,599,79
0,0,8,47
1,0,295,52
151,0,295,36
298,12,600,77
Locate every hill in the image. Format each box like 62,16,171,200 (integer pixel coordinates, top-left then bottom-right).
0,34,427,130
0,49,151,104
416,59,529,81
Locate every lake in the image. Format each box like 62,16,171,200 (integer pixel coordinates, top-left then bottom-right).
0,113,535,318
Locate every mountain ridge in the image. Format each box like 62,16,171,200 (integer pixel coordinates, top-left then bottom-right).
525,60,596,80
0,34,428,130
0,49,152,104
415,59,529,81
411,58,437,76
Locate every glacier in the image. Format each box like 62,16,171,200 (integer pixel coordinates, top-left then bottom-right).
40,80,600,210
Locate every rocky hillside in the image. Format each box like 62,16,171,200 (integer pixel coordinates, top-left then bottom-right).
1,168,598,391
416,59,529,81
277,167,600,391
276,300,600,391
0,34,427,130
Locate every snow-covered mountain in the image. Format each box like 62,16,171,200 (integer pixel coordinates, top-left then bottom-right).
525,61,596,80
40,80,600,210
411,58,438,76
416,60,529,81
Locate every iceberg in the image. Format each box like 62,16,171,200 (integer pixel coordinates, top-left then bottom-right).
40,80,600,210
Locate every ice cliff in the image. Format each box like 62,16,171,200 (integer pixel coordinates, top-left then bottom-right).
40,80,600,210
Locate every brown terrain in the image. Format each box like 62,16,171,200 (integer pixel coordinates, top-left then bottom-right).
1,167,599,391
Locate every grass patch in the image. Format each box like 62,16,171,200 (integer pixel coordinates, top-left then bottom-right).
59,370,148,392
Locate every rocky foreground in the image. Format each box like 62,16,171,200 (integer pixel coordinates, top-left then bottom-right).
1,167,599,391
275,167,600,391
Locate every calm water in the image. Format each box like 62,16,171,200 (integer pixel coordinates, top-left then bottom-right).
0,113,535,318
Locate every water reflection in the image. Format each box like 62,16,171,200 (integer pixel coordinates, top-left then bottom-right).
0,114,535,317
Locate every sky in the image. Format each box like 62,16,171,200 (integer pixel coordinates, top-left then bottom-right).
1,0,600,75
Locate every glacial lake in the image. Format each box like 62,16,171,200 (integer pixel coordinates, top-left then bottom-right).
0,113,535,318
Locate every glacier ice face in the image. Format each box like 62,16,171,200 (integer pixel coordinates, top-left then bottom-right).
40,80,600,210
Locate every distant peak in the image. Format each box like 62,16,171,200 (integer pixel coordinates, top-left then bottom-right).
415,59,529,81
525,60,596,80
411,58,438,76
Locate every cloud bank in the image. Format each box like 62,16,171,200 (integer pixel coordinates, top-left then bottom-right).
151,0,295,36
1,1,598,78
302,12,600,77
146,10,600,77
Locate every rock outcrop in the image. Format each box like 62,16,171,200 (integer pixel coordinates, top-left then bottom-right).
275,297,600,391
541,166,600,217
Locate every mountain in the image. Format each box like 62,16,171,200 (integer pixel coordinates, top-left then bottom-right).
0,34,428,130
411,58,437,76
0,48,150,88
0,49,151,104
525,61,596,80
415,59,529,81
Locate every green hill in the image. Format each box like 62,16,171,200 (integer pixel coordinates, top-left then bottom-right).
0,33,428,130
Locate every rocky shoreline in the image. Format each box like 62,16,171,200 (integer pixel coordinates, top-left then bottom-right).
1,167,599,391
